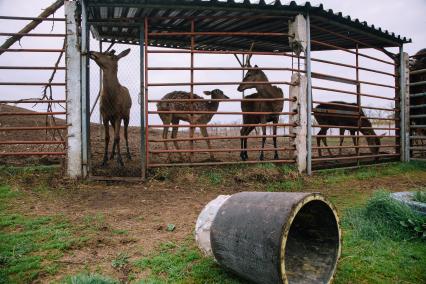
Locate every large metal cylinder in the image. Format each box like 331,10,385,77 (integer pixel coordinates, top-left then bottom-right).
210,192,341,284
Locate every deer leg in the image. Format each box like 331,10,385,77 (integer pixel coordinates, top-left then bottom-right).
189,126,195,162
338,128,345,156
124,116,131,160
201,127,214,160
272,118,279,160
316,127,328,157
259,116,267,161
110,118,117,160
102,118,110,167
171,119,183,161
162,124,171,162
240,126,248,161
113,119,124,167
350,130,359,156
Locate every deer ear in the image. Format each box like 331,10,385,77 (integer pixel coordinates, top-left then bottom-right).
203,91,212,96
254,64,258,68
117,48,131,59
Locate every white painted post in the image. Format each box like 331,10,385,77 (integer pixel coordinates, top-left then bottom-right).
400,51,410,161
289,73,308,173
65,1,82,178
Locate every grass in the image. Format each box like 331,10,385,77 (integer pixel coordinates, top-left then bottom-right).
2,162,426,283
0,185,84,283
413,189,426,203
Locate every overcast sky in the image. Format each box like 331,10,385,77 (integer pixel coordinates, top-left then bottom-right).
0,0,425,129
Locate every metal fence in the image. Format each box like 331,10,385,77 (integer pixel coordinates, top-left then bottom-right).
409,51,426,161
0,16,66,164
308,24,401,170
144,16,299,170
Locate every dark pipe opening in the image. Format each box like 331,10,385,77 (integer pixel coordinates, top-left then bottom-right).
284,200,340,284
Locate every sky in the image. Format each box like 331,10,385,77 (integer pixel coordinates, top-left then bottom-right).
0,0,425,131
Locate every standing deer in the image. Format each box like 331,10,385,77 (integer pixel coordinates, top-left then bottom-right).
89,49,132,167
313,101,384,157
157,89,229,161
237,53,284,161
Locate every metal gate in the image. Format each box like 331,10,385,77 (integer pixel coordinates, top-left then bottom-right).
143,15,299,169
0,15,66,164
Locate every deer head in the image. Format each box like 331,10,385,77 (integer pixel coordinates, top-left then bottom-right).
203,89,230,100
89,49,131,71
365,133,386,155
237,65,268,92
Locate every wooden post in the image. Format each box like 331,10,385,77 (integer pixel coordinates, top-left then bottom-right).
65,1,82,178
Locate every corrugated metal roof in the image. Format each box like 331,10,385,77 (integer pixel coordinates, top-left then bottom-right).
85,0,411,52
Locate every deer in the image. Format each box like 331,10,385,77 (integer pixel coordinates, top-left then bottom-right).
313,101,384,157
236,47,284,161
157,89,229,161
89,49,132,167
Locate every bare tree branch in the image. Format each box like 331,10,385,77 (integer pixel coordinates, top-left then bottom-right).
0,0,64,56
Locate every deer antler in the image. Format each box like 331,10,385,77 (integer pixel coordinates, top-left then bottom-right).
245,42,255,67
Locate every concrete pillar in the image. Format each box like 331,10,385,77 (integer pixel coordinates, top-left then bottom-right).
289,73,308,173
65,1,82,178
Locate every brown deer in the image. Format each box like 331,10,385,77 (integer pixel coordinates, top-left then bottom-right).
157,89,229,161
89,49,132,167
237,53,284,161
313,101,384,157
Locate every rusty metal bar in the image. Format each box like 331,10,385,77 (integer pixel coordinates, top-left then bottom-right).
410,125,426,128
0,141,65,145
0,66,65,70
147,49,395,77
313,135,398,138
312,145,398,150
313,71,395,89
312,124,399,130
410,114,426,119
0,152,66,156
149,134,295,143
0,16,65,21
144,15,291,21
410,136,426,139
409,81,426,87
312,85,397,101
0,126,67,131
0,48,65,52
312,111,399,121
410,69,426,75
0,100,66,103
310,56,395,77
149,147,294,154
410,104,426,109
313,101,358,109
149,111,296,115
149,123,295,128
0,112,66,116
311,39,395,66
148,98,292,103
310,25,394,56
410,92,426,98
148,159,296,168
148,81,294,87
362,105,397,112
148,32,292,37
148,67,302,72
409,147,426,151
0,82,65,86
0,32,65,37
312,153,399,162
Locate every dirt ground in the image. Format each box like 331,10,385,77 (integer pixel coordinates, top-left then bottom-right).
2,162,425,283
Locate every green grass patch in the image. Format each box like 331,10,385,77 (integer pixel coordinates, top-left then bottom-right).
134,240,243,283
0,185,83,283
413,189,426,203
335,191,426,283
63,273,118,284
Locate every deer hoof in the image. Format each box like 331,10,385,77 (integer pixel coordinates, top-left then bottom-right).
127,153,132,160
101,160,108,167
117,158,124,167
259,154,264,161
274,154,279,160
